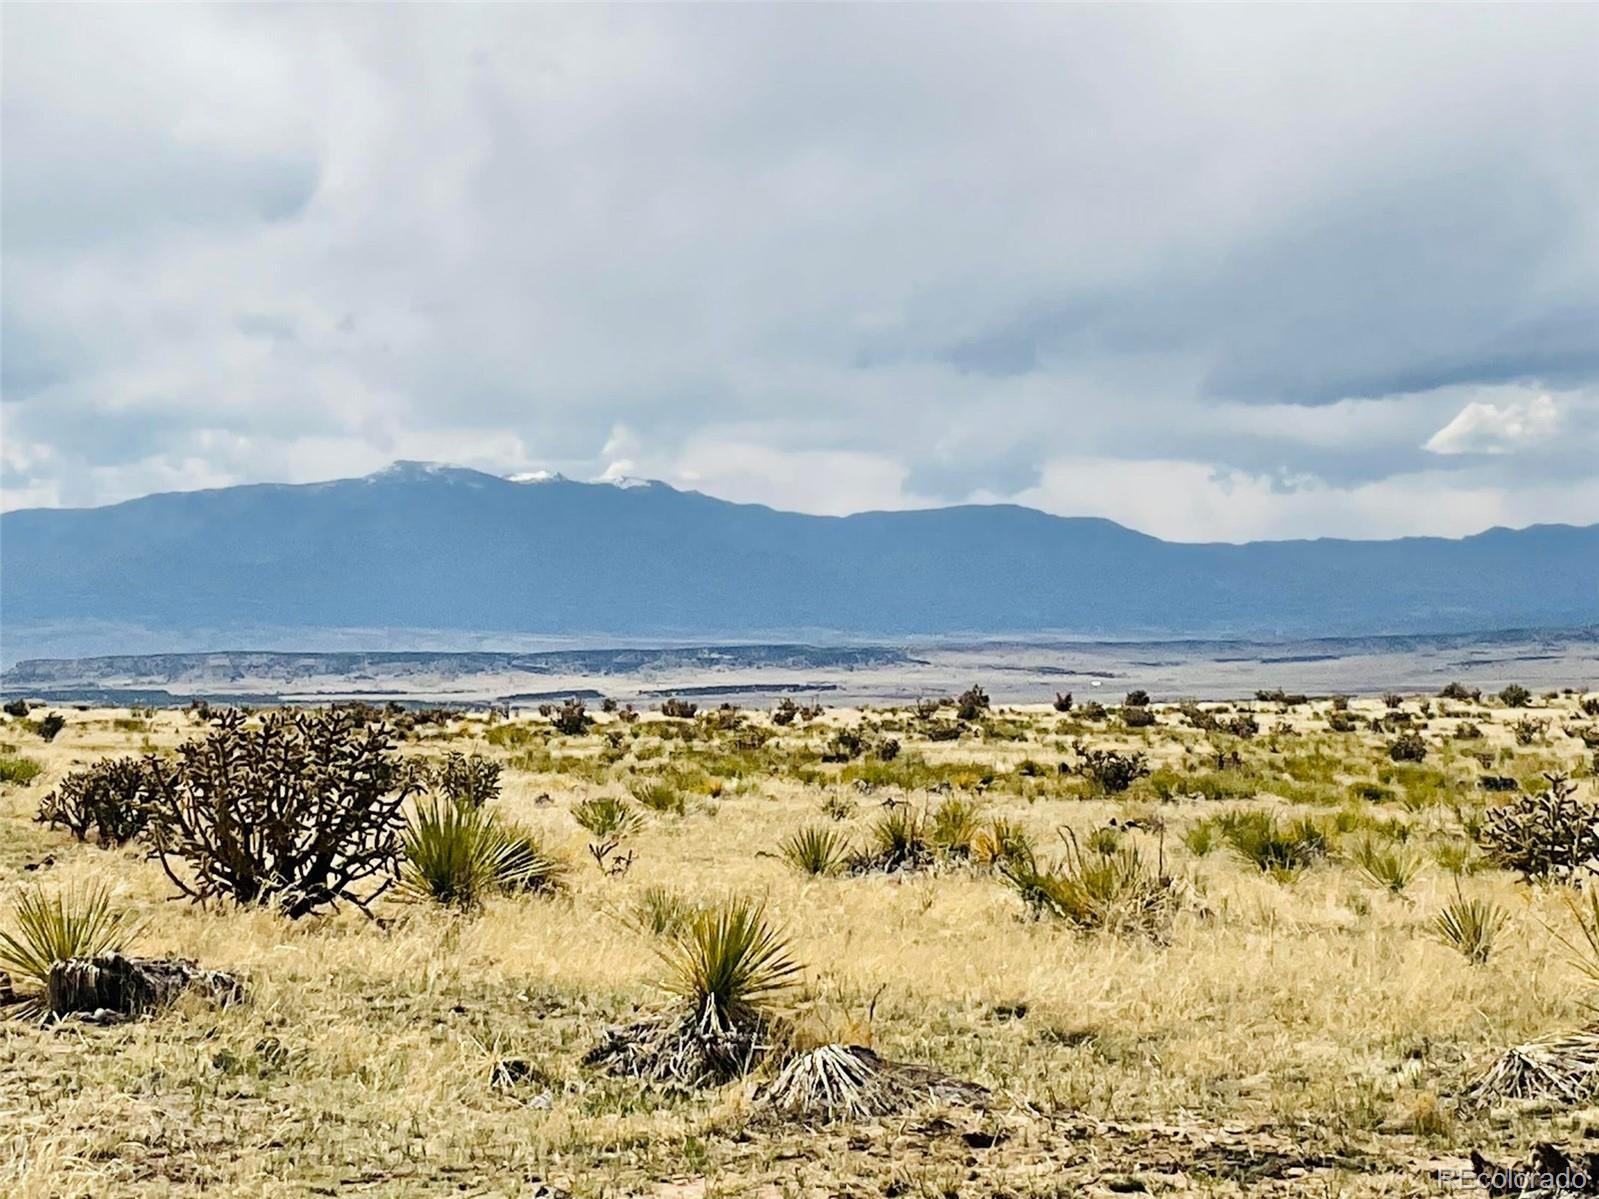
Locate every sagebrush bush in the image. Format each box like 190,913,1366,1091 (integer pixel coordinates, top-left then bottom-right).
551,698,591,735
143,709,423,917
1122,706,1157,729
955,685,990,722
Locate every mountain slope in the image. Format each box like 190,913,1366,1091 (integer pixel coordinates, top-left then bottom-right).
2,462,1594,655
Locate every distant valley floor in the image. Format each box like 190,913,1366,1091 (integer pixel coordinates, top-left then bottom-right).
2,627,1594,707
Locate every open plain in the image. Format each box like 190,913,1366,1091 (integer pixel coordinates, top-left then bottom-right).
2,685,1598,1197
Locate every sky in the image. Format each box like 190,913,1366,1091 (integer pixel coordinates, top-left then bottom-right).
3,5,1597,542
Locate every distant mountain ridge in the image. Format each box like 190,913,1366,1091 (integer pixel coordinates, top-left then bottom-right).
1,462,1594,658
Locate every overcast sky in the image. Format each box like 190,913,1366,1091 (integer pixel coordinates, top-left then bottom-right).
3,5,1597,541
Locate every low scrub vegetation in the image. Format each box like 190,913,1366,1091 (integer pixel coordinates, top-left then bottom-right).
5,687,1597,1196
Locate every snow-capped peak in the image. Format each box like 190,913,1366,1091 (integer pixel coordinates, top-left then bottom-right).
508,469,567,484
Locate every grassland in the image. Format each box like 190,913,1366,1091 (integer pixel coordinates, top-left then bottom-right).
1,688,1597,1197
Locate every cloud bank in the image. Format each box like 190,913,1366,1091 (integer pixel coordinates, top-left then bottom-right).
3,5,1596,540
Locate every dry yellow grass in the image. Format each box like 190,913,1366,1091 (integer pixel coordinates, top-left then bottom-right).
1,691,1595,1196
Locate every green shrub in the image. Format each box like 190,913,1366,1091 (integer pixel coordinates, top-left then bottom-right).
1121,706,1157,729
0,755,43,786
143,709,422,918
1387,731,1427,762
1348,836,1420,894
629,777,688,816
1071,743,1150,794
1478,773,1598,882
551,698,592,735
1498,684,1532,708
955,685,991,722
432,752,502,808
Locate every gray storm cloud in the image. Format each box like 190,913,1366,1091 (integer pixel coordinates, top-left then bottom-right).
2,4,1596,538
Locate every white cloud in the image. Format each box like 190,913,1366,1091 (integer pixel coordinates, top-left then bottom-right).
1424,392,1563,455
2,5,1597,533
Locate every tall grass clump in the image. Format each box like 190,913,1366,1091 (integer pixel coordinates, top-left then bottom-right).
628,887,705,938
929,797,981,858
0,755,43,786
630,777,688,816
850,806,932,873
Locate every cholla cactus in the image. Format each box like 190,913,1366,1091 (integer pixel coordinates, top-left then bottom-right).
1478,774,1599,883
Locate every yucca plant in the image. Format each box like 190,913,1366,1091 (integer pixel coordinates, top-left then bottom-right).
1549,886,1599,989
1216,810,1328,880
1349,836,1421,895
628,886,704,938
929,798,981,859
1000,830,1180,939
780,825,849,877
1432,891,1508,965
854,806,932,873
572,795,643,840
629,778,688,816
972,817,1034,868
397,799,565,910
587,896,802,1085
662,898,801,1027
0,883,141,1006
